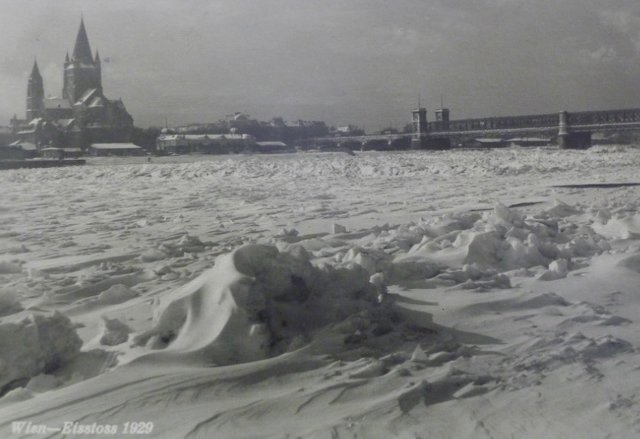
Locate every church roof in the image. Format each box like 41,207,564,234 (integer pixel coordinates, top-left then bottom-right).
54,118,75,128
44,98,72,110
28,117,44,126
72,17,95,65
113,100,127,110
77,88,99,105
89,96,105,107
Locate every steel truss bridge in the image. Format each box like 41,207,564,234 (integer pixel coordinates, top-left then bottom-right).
304,108,640,150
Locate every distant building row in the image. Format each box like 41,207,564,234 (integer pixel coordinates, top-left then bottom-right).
156,132,291,154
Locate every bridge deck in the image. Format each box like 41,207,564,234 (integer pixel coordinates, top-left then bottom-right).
307,108,640,144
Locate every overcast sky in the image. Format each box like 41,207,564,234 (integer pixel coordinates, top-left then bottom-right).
1,0,640,129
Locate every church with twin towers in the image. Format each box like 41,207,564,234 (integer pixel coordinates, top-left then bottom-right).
13,17,133,150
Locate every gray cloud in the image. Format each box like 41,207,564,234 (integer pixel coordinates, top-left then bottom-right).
1,0,639,129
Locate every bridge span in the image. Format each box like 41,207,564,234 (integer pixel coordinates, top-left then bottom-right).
305,107,640,151
415,107,640,149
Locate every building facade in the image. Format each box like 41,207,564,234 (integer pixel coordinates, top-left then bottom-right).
156,133,255,155
13,18,133,150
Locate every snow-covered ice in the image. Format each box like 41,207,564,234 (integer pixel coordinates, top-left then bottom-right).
2,148,640,438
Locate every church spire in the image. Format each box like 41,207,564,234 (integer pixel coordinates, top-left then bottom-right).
30,59,42,80
64,16,102,102
27,58,44,120
72,17,94,64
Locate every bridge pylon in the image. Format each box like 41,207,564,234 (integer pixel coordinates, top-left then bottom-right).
410,107,428,149
558,110,592,149
410,106,451,149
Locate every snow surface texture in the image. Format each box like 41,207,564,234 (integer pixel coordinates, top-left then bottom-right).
2,149,640,438
0,312,81,394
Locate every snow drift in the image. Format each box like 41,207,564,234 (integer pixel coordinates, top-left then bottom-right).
0,312,81,395
133,244,396,365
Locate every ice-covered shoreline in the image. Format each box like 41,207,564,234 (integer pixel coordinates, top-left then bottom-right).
2,147,640,438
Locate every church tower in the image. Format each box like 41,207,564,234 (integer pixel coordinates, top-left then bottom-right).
17,15,133,149
63,17,102,103
26,60,44,120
